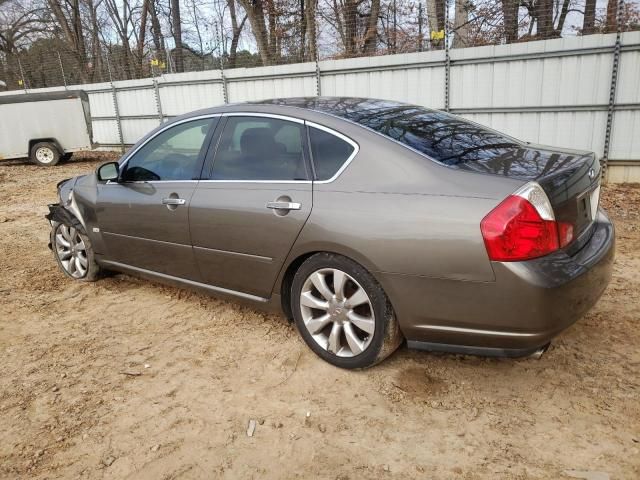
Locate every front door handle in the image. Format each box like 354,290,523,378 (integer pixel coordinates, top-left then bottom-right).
162,198,186,206
266,201,301,211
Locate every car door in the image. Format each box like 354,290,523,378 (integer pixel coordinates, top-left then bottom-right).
189,114,313,298
96,116,218,280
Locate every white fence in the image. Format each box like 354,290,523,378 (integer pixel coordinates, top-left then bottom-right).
2,31,640,182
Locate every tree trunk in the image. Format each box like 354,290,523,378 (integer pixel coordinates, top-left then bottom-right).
304,0,317,61
502,0,519,43
170,0,184,72
555,0,571,35
362,0,381,54
452,0,471,47
137,0,149,76
427,0,444,48
583,0,597,34
343,0,358,55
605,0,619,33
238,0,274,65
536,0,555,39
227,0,246,68
149,0,165,64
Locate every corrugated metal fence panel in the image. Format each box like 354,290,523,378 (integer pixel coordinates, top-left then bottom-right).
121,118,160,144
111,79,157,117
320,51,446,108
159,71,225,116
226,63,317,101
2,34,638,161
451,34,615,109
91,119,119,145
612,32,640,161
618,31,640,105
461,111,608,157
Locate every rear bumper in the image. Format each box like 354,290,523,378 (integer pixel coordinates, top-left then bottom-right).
379,208,615,354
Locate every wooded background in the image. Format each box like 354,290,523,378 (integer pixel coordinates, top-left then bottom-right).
1,0,639,90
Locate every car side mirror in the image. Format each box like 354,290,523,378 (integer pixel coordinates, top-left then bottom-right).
97,162,119,182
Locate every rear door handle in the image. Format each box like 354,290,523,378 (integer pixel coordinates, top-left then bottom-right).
266,201,301,211
162,198,186,205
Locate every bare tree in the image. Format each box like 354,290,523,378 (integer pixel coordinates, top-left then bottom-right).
47,0,89,80
170,0,184,71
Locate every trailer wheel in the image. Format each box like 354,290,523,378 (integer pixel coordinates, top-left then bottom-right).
30,142,60,166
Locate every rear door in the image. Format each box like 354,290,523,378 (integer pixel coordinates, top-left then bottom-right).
189,114,313,298
97,116,217,280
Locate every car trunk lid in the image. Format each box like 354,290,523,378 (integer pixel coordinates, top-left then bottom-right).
456,144,602,251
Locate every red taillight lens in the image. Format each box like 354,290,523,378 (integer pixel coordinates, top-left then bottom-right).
481,195,562,261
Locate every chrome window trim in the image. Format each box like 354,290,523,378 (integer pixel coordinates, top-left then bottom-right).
305,121,360,184
222,111,305,124
109,114,222,184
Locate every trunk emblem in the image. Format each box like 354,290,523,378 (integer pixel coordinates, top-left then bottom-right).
588,168,596,180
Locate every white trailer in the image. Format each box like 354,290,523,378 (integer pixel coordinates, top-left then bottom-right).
0,90,94,166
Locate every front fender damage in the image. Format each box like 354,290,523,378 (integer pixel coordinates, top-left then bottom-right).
45,204,83,250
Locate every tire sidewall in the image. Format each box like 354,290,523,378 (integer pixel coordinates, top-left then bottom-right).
291,253,396,369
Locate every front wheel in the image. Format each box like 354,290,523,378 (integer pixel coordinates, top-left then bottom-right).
291,253,403,369
51,222,100,281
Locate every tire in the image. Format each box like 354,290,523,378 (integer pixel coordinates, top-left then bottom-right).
30,142,60,166
50,222,101,282
291,253,403,369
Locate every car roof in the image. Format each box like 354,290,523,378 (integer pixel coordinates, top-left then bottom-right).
244,96,439,119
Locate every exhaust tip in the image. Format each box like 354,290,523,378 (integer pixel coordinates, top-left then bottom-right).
529,343,551,360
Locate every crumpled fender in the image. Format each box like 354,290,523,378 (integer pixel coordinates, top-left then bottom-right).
45,204,83,250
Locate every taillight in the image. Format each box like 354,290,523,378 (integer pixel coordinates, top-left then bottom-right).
481,182,575,262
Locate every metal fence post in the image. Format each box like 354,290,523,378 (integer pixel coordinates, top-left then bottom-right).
314,15,321,97
57,51,67,89
105,52,125,153
601,0,624,183
153,78,164,124
217,30,229,104
444,0,451,112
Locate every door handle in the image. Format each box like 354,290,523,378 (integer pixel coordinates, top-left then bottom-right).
266,201,301,211
162,198,186,206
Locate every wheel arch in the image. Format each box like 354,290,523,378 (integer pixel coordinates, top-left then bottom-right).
29,138,64,155
277,243,385,321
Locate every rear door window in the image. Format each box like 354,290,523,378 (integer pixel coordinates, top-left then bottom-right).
211,116,308,181
308,127,355,181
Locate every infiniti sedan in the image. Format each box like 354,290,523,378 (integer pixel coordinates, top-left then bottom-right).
47,97,615,369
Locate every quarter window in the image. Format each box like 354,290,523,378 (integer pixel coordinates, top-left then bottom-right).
211,116,308,181
121,118,214,182
308,127,355,181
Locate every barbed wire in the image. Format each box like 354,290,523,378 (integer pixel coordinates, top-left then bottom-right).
1,0,638,91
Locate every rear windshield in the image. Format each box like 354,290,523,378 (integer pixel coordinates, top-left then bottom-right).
335,104,521,165
254,98,523,166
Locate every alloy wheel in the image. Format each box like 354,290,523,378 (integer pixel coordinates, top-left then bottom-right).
55,224,88,278
299,268,375,357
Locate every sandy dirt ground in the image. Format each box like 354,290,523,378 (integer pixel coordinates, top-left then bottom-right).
0,153,638,480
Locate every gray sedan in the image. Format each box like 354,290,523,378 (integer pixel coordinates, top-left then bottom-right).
47,97,615,369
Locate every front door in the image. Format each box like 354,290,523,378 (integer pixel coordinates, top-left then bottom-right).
189,115,313,298
97,116,217,280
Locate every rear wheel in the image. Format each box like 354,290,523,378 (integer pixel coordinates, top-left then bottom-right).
51,222,100,281
30,142,60,166
291,253,403,369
